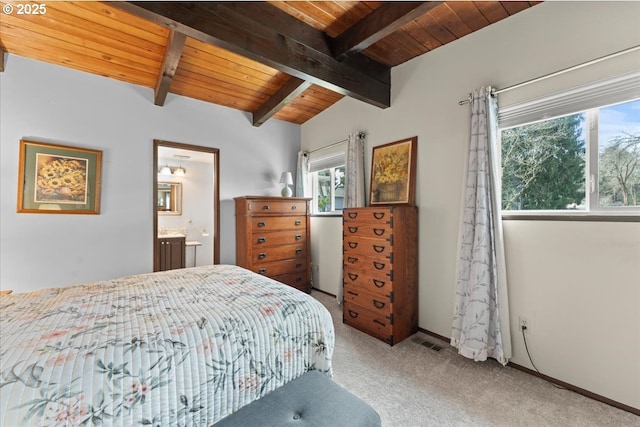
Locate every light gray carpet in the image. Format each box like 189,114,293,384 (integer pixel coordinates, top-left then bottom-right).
311,291,640,427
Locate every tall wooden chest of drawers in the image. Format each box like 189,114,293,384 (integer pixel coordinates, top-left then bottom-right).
343,206,418,345
235,196,311,293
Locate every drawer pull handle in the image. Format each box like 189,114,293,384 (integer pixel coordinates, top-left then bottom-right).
373,261,385,270
373,319,386,327
373,228,385,236
347,291,359,296
348,226,358,233
347,212,358,219
373,279,385,288
373,212,385,219
348,310,359,318
258,237,266,243
262,205,270,210
258,222,266,227
291,205,297,210
296,263,302,268
373,300,385,309
373,244,385,253
295,249,302,254
348,242,358,249
295,235,302,240
258,253,266,259
258,268,267,274
295,220,302,226
295,277,302,282
347,273,358,281
347,257,358,264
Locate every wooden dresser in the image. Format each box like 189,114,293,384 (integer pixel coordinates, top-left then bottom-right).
235,196,311,293
342,206,418,345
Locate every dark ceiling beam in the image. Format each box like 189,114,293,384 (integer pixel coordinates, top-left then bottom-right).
154,29,186,106
0,45,5,72
219,2,333,57
112,2,390,109
218,2,389,83
253,77,312,127
333,2,443,60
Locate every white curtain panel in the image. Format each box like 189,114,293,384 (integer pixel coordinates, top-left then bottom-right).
337,131,366,304
345,132,366,208
295,151,310,198
451,86,512,366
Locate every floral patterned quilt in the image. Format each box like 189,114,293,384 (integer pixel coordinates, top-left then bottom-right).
0,265,334,426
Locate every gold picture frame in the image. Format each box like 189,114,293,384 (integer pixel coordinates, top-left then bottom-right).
17,139,102,214
369,136,417,206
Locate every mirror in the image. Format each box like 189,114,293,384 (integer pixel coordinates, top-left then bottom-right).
157,182,182,215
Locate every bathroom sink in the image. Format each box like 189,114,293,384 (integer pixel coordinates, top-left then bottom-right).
158,232,185,238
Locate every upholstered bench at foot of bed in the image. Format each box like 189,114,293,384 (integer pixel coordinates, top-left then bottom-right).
212,370,382,427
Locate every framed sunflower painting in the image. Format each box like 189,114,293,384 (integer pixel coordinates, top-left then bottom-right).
369,136,417,206
17,139,102,214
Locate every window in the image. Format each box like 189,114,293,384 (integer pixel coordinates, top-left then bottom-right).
307,142,346,214
311,166,345,213
498,71,640,215
500,98,640,212
594,102,640,208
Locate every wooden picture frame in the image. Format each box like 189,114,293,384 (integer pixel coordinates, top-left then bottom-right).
369,136,417,206
17,139,102,214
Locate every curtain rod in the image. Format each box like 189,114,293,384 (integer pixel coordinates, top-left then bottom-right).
458,44,640,105
305,138,348,154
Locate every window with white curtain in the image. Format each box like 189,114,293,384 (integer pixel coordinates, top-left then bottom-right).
498,71,640,214
307,142,346,214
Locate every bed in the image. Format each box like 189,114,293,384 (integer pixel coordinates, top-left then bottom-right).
0,265,334,426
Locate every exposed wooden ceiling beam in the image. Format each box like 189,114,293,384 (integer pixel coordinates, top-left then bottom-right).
253,77,313,127
154,29,186,106
112,2,391,109
219,2,389,87
333,2,443,60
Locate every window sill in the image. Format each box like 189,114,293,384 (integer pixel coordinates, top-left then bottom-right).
502,211,640,222
311,213,343,218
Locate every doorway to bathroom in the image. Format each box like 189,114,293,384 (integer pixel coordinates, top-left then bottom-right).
153,139,220,271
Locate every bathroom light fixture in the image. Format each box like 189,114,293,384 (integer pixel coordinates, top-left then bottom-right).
280,171,293,197
158,165,187,176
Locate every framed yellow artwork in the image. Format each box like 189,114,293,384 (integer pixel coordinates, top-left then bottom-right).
17,139,102,214
369,136,417,206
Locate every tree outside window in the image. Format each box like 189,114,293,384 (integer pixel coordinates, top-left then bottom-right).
500,98,640,211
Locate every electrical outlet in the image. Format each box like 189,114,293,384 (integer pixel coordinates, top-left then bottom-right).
519,316,530,332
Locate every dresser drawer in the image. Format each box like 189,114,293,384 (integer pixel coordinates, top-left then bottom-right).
251,244,307,264
343,301,392,343
343,284,392,316
251,230,306,246
273,273,308,291
343,223,392,240
343,266,392,298
251,216,307,231
343,235,392,258
344,253,391,274
247,199,308,214
251,259,307,277
344,208,392,224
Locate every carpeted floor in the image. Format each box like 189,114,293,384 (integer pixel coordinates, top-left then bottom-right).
311,291,640,427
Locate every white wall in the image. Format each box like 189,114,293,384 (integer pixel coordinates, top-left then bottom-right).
310,216,343,294
1,55,300,291
303,2,640,410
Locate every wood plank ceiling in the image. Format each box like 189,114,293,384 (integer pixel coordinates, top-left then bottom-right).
0,1,540,126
